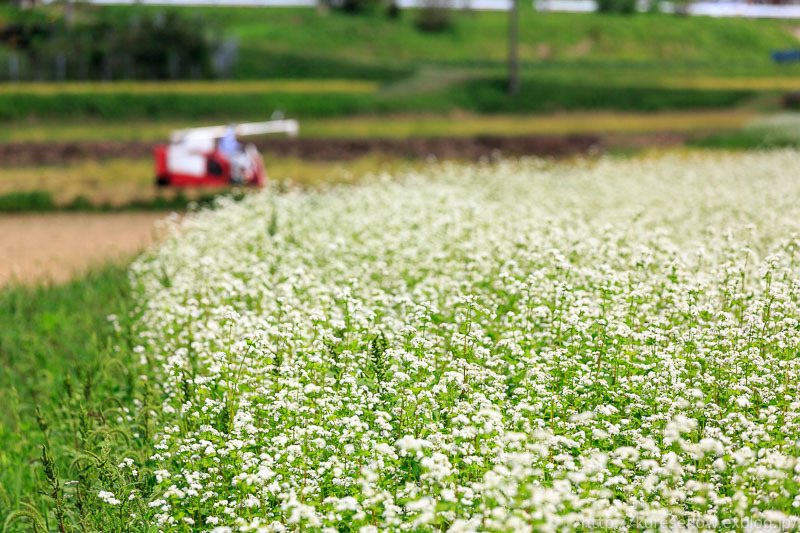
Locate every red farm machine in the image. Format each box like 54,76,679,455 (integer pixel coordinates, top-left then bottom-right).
154,119,299,188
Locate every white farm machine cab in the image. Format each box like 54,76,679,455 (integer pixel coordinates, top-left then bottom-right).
154,119,299,188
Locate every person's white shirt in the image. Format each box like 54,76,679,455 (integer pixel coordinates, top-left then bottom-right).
218,126,241,156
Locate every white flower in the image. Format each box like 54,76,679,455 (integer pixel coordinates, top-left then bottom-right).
97,491,121,505
122,152,800,531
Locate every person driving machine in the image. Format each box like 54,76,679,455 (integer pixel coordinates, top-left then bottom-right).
218,125,248,184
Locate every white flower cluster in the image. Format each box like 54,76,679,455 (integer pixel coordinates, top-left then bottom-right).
98,490,121,506
126,151,800,531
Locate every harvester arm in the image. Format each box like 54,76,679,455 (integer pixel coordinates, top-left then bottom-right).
171,119,299,143
236,120,299,138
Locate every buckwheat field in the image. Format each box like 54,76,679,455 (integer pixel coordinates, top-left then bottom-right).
89,151,800,531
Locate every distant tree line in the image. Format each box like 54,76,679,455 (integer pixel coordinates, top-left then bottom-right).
318,0,456,33
1,10,226,80
596,0,636,13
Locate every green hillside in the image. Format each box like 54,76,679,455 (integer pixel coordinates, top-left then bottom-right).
84,6,800,74
2,5,800,119
4,5,800,77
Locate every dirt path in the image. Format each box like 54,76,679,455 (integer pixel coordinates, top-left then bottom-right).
0,212,169,285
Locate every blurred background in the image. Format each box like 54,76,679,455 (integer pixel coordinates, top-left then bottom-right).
3,0,800,281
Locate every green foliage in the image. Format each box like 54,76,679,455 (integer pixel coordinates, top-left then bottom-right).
96,5,800,67
5,5,800,79
414,0,454,33
0,91,365,120
596,0,637,14
688,129,800,150
2,503,47,533
13,9,216,80
321,0,385,14
0,78,755,121
369,332,389,385
0,265,146,530
231,50,411,80
0,483,9,512
440,77,755,112
39,447,66,533
0,191,54,212
0,189,247,213
781,91,800,110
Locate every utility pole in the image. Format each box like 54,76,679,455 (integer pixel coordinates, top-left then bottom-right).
507,0,520,95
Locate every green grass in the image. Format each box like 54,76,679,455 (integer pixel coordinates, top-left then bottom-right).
0,77,756,121
686,113,800,149
0,191,55,212
76,6,800,71
0,189,246,213
688,129,800,149
0,265,139,528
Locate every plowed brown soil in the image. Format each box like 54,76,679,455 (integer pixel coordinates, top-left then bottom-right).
0,134,605,166
0,212,168,285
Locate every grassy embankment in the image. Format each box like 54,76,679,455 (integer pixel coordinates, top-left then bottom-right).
10,3,800,79
0,265,141,531
3,6,800,122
